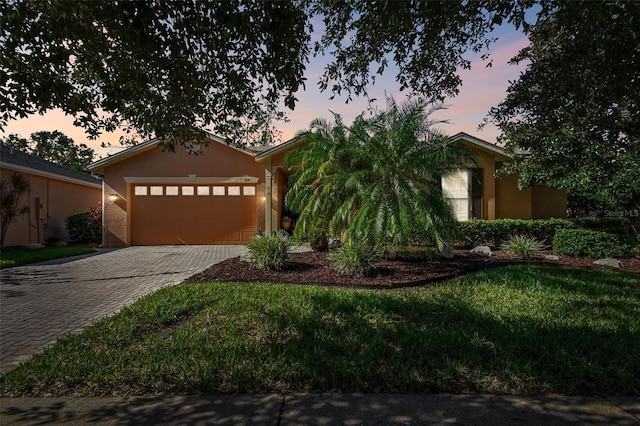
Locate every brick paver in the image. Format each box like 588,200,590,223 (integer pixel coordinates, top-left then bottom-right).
0,245,247,374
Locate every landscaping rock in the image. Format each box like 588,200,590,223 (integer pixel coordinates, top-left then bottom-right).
470,246,493,256
442,242,454,259
593,258,623,268
21,243,45,250
544,255,560,261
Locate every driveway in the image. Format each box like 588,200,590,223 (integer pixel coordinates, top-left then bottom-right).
0,245,247,375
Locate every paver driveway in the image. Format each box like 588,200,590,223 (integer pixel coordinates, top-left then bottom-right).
0,245,247,375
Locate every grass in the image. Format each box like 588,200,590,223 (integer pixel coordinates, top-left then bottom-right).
0,245,97,268
1,265,638,397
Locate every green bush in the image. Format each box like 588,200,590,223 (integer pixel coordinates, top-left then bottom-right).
458,218,573,247
247,230,291,270
328,241,376,277
500,235,546,259
65,212,101,243
552,229,633,258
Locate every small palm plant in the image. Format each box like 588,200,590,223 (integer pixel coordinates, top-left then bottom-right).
328,241,376,277
500,234,546,259
246,230,291,270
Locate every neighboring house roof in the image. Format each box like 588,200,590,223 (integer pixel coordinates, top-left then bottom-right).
0,144,102,188
87,132,259,174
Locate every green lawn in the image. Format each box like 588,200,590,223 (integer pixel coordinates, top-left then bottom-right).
0,245,96,269
1,265,638,397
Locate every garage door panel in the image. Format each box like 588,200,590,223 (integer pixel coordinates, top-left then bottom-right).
131,184,256,245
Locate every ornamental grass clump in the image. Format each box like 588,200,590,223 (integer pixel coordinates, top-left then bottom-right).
500,234,546,259
328,241,376,277
247,230,291,270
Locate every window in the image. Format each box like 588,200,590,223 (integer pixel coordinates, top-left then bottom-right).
442,170,470,221
166,186,179,196
243,186,256,196
228,186,240,196
213,186,225,196
197,186,210,196
150,186,163,196
134,186,148,196
182,186,195,196
441,169,484,220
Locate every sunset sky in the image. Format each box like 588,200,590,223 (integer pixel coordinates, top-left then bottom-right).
1,23,529,160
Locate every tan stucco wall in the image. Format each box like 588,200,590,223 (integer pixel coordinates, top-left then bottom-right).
532,184,567,218
1,168,101,246
495,172,534,219
101,141,264,247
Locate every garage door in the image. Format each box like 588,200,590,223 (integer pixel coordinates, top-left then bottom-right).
131,184,257,245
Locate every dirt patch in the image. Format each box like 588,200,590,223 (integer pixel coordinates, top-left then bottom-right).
184,250,640,289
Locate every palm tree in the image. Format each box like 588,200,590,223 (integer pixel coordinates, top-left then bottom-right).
285,96,475,253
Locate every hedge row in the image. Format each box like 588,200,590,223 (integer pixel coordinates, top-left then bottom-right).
552,229,635,259
457,217,638,258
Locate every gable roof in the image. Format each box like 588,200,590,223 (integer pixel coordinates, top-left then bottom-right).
448,132,511,160
255,131,512,162
87,132,258,174
0,144,102,188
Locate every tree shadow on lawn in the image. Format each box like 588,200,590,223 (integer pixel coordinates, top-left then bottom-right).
251,272,639,396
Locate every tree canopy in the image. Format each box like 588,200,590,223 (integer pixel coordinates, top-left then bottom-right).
1,0,531,147
488,0,640,211
1,131,96,171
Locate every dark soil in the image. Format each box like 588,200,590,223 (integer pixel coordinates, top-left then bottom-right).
184,249,640,289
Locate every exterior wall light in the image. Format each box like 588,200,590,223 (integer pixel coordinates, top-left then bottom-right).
108,194,118,203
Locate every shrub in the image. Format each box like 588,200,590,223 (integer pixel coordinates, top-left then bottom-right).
553,229,633,258
66,212,101,243
328,241,376,277
500,235,546,259
458,218,573,247
247,230,291,270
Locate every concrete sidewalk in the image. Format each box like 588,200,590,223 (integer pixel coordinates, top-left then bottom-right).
1,394,638,425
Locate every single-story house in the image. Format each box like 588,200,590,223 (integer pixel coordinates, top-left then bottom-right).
0,144,103,246
87,132,566,247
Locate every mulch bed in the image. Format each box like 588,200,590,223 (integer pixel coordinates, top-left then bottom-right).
184,249,640,289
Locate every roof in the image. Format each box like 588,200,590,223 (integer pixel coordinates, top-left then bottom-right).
88,132,258,174
448,132,511,160
254,137,304,162
255,132,513,162
0,144,102,188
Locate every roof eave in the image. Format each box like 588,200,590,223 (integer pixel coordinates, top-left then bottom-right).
87,132,256,173
1,162,102,188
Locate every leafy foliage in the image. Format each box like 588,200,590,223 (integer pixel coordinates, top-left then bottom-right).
489,1,640,210
247,230,291,271
0,173,30,248
1,1,540,146
553,229,634,259
285,97,474,252
0,0,309,145
458,219,574,247
65,212,101,244
500,235,546,259
1,131,95,170
328,241,376,277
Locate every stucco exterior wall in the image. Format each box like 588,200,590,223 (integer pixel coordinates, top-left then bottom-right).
1,169,101,246
532,184,567,218
495,172,534,219
101,141,264,247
